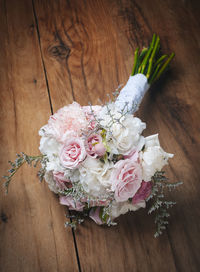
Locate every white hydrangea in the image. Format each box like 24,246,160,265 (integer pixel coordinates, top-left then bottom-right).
140,134,174,181
68,169,80,183
39,136,64,172
79,157,113,198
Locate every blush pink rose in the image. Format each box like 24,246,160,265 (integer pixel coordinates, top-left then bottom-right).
89,207,103,225
59,196,85,211
47,102,88,141
111,157,142,202
53,171,71,190
60,138,86,169
85,134,106,158
132,181,152,204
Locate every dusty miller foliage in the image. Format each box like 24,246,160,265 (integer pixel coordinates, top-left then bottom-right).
147,171,182,237
2,152,48,194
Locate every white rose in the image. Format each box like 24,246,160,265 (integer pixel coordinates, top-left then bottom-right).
98,160,114,188
108,115,146,155
110,200,146,219
97,103,146,155
140,134,174,181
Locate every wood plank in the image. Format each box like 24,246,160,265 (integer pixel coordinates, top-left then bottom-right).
33,0,200,271
137,1,200,271
0,1,78,271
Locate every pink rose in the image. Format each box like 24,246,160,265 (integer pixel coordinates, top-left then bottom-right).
89,207,103,225
60,138,86,169
111,157,142,202
85,134,106,158
132,181,152,204
59,196,85,211
53,171,71,190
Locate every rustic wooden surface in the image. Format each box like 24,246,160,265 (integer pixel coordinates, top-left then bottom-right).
0,0,200,271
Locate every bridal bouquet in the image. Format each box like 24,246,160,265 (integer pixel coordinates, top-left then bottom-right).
2,34,182,237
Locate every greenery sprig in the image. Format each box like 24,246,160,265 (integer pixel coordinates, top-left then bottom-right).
131,33,175,84
2,153,47,193
147,171,182,237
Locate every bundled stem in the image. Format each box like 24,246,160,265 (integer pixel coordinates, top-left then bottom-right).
131,33,175,84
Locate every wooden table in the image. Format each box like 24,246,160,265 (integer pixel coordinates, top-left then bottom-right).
0,0,200,271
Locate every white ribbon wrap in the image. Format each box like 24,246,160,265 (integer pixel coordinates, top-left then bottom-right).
115,74,150,114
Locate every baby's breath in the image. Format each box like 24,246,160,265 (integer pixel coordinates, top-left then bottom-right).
2,153,47,193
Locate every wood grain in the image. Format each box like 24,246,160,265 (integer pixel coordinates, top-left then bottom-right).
0,1,78,271
1,0,200,271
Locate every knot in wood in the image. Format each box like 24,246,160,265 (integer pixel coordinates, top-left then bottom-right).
48,45,71,60
1,211,8,223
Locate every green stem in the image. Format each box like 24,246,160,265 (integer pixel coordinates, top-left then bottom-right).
146,35,160,78
136,48,148,73
139,33,156,74
153,52,175,82
154,55,168,67
139,47,148,60
148,63,162,84
131,48,139,76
